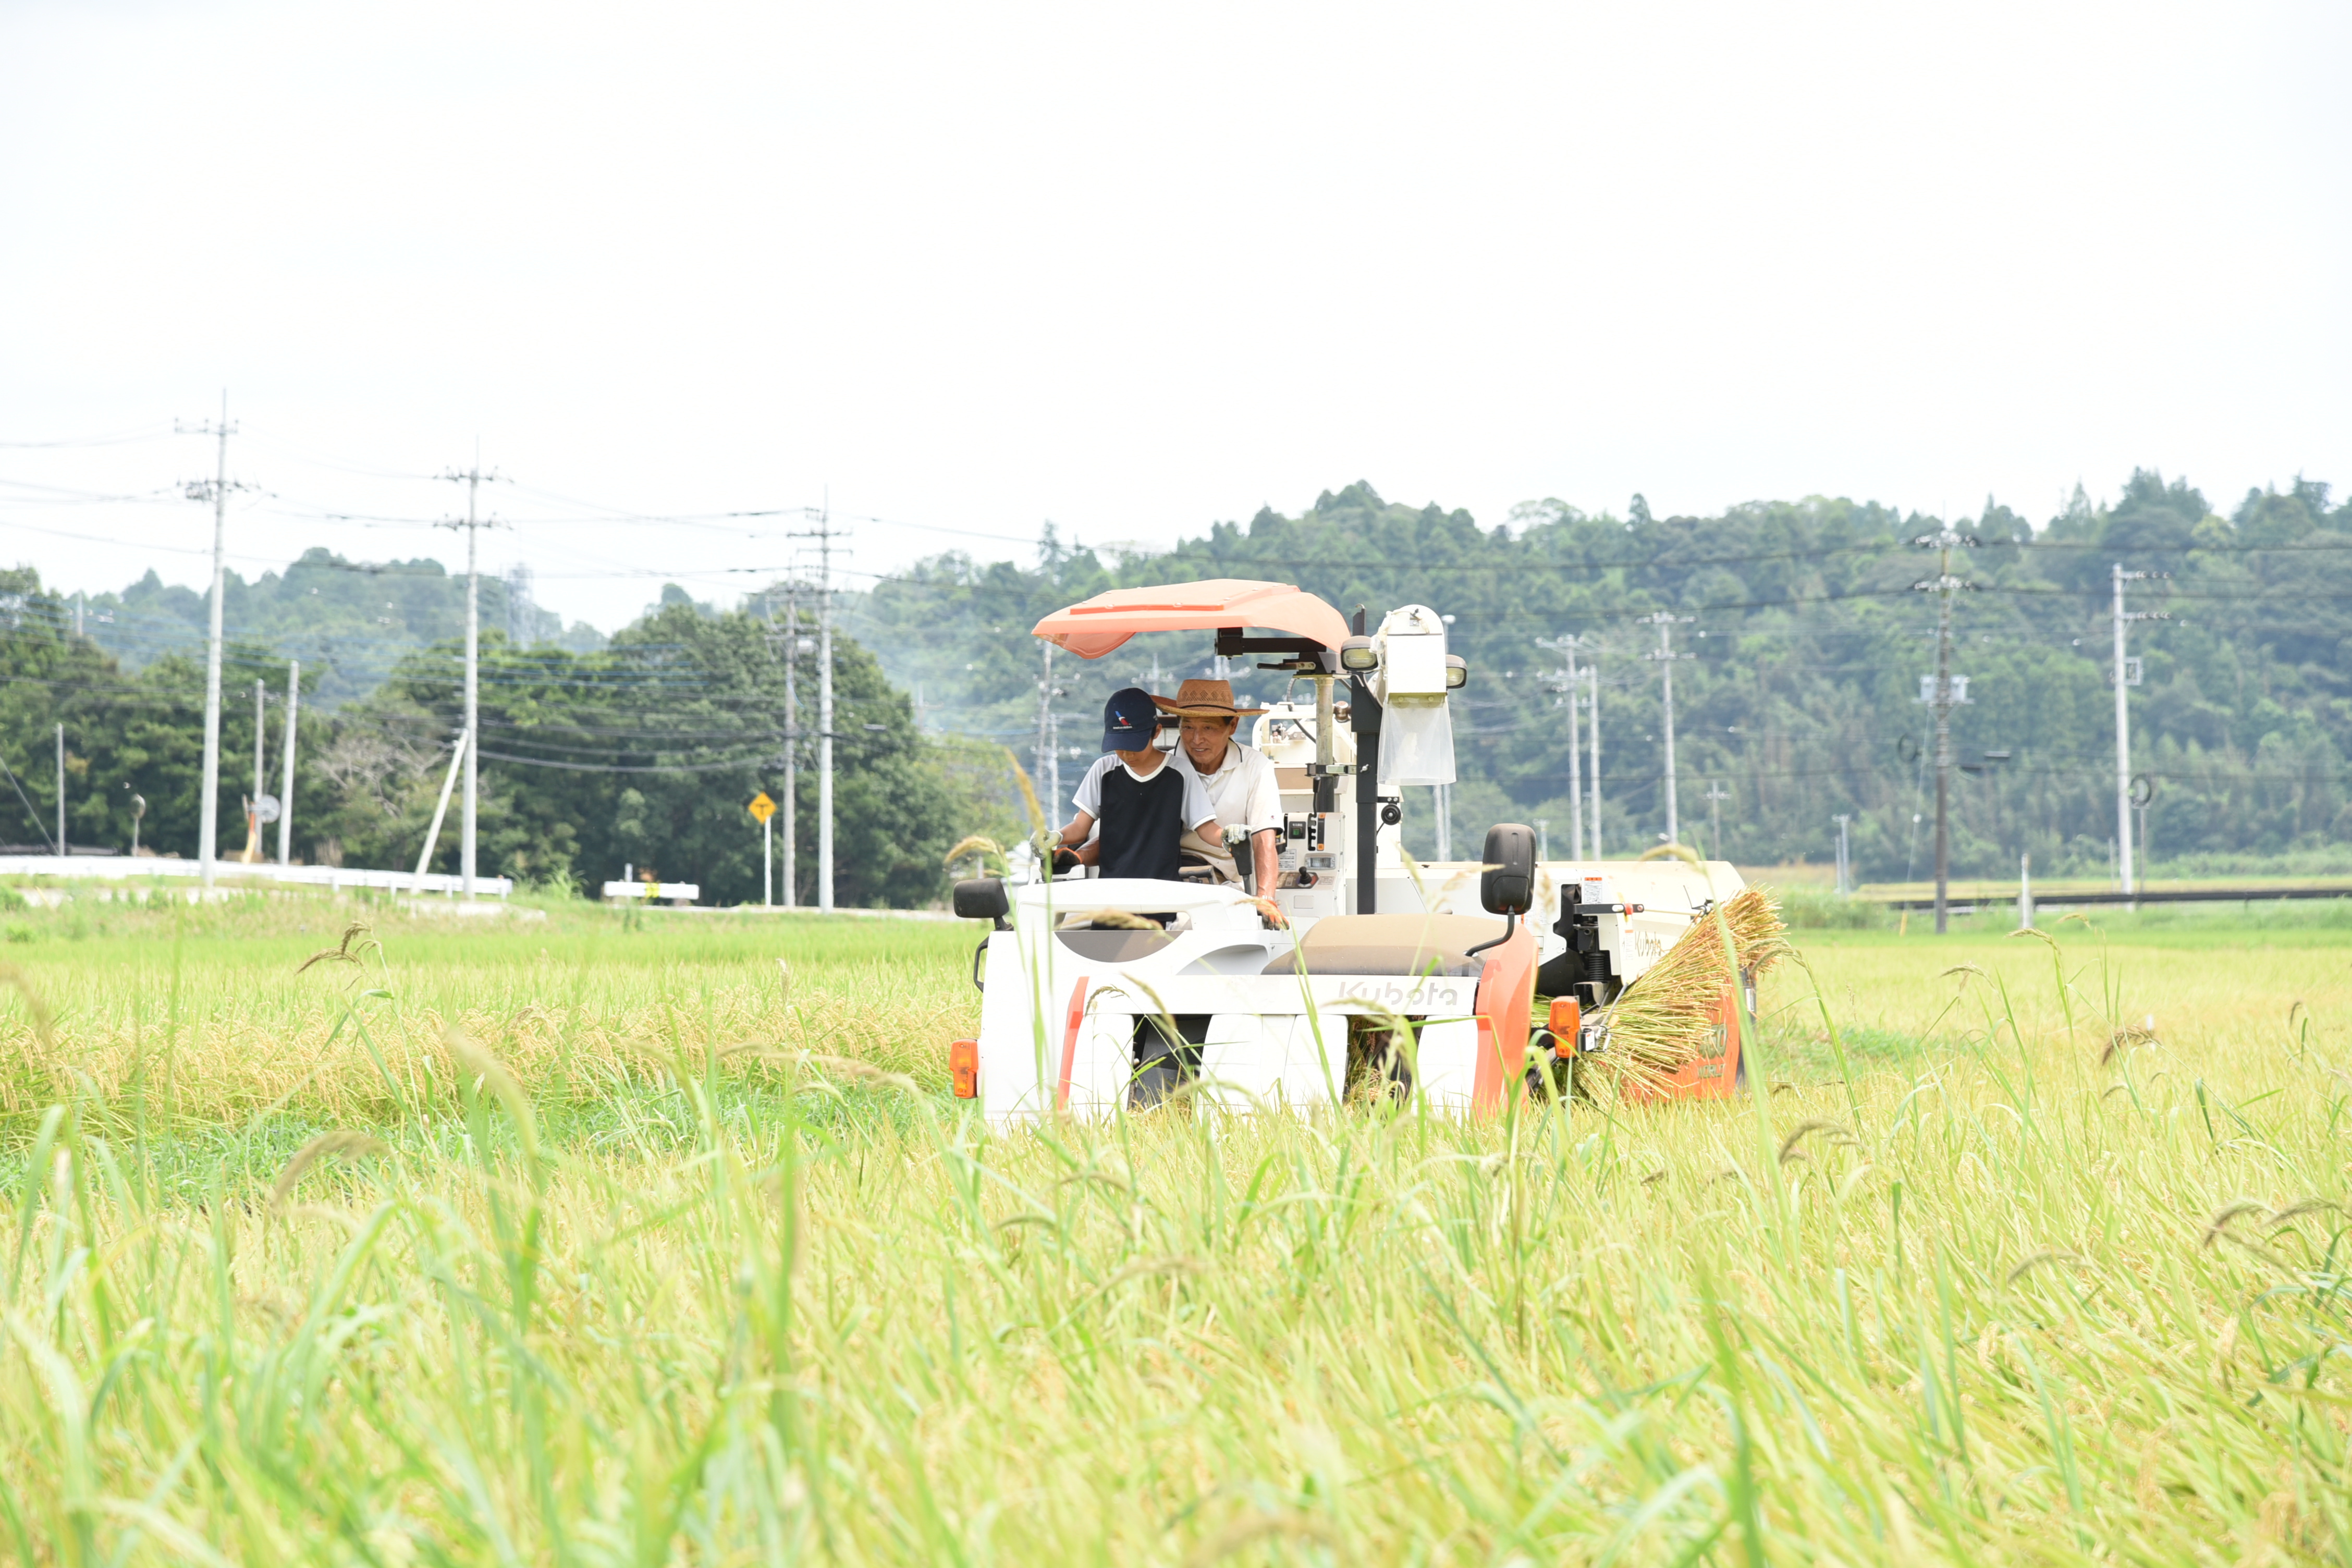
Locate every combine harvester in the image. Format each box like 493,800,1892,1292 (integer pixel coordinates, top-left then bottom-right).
948,580,1773,1123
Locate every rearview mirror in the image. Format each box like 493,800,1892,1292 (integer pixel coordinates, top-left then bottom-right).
1479,824,1536,916
953,877,1011,928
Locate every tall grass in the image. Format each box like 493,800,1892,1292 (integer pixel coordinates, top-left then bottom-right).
0,898,2345,1563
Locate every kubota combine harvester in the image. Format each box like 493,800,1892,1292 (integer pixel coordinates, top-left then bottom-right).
947,580,1755,1123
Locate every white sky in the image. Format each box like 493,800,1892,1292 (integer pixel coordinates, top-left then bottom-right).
4,1,2347,632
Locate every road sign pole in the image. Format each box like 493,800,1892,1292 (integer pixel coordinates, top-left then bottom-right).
747,791,779,907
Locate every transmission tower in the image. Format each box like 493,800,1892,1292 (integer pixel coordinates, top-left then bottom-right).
177,391,249,889
436,445,505,899
1913,522,1978,934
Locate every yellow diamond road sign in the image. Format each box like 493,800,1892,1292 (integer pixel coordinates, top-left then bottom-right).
748,791,777,823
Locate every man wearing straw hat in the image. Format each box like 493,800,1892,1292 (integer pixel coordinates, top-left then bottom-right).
1158,678,1285,916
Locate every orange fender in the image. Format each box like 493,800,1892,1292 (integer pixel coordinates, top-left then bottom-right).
1470,923,1538,1119
1621,985,1744,1103
1055,975,1089,1111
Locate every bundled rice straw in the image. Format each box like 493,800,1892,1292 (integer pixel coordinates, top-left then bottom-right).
1576,886,1789,1093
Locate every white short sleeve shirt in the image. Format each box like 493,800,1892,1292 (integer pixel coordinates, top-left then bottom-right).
1177,740,1283,837
1071,753,1217,830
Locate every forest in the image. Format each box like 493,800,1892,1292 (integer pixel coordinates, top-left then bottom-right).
1,573,1002,905
846,470,2352,881
6,466,2348,897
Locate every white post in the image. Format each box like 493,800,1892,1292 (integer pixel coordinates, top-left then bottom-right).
415,732,468,888
2112,562,2134,906
2018,851,2034,930
278,660,299,865
55,722,65,855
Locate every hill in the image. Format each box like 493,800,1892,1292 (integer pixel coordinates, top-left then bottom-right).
844,471,2352,880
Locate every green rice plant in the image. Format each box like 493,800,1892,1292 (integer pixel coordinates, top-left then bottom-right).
0,897,2344,1562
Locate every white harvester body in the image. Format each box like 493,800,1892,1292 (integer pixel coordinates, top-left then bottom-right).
952,580,1748,1124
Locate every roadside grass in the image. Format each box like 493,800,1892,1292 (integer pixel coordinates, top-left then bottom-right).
0,895,2345,1563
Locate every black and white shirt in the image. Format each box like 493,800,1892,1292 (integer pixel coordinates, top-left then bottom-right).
1072,754,1217,883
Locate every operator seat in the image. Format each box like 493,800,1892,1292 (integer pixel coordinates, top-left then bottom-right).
1260,913,1504,977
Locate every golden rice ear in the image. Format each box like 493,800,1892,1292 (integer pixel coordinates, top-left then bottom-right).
269,1130,389,1211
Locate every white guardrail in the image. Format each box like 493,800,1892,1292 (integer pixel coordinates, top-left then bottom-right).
0,855,511,898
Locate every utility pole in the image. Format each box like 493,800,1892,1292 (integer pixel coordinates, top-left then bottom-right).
278,660,299,865
1036,643,1064,817
1833,813,1852,896
1704,780,1730,862
177,391,243,888
1586,666,1602,860
1913,523,1977,934
54,723,65,856
2111,564,2168,905
1537,633,1585,859
1638,612,1695,845
437,445,504,899
790,503,844,912
252,677,266,859
776,584,799,908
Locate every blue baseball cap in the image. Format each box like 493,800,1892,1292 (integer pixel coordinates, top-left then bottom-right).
1100,687,1159,752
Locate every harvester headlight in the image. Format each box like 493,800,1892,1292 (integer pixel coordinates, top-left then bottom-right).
1444,654,1468,690
1339,636,1378,672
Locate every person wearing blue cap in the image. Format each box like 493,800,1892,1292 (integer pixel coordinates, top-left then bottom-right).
1055,686,1221,882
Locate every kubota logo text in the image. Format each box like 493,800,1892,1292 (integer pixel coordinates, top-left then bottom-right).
1331,981,1463,1009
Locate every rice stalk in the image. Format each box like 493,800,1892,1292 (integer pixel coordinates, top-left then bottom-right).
1582,885,1789,1087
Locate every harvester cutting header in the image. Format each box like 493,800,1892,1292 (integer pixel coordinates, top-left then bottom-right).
950,579,1777,1124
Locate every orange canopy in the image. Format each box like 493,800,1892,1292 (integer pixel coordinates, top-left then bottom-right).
1031,579,1351,661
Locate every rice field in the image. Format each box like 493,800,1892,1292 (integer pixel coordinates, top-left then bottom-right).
0,890,2346,1564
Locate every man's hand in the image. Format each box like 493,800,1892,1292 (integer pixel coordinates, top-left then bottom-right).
1249,895,1289,929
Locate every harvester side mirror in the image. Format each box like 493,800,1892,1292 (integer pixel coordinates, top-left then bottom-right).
953,877,1012,930
1466,822,1538,960
1479,824,1536,916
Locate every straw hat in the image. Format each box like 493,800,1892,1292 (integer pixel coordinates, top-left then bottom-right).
1149,678,1265,719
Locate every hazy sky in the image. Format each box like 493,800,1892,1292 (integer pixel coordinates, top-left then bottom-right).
4,2,2347,631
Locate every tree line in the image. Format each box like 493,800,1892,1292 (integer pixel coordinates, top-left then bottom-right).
844,470,2352,880
3,571,1018,904
10,465,2348,895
